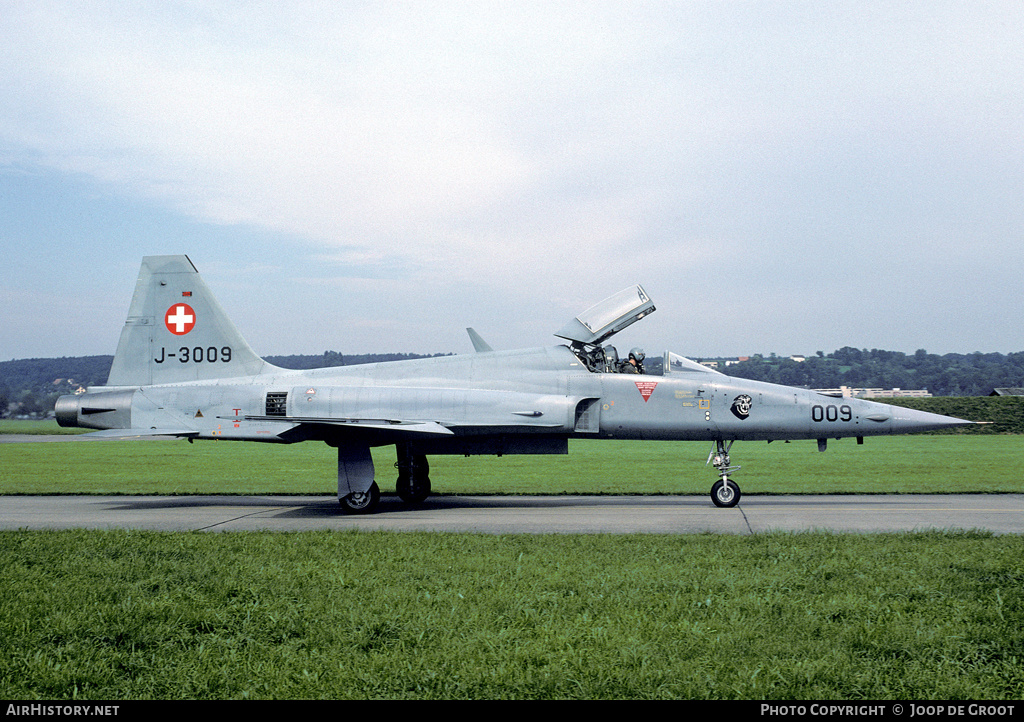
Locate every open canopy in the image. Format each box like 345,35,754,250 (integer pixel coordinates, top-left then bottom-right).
554,285,656,346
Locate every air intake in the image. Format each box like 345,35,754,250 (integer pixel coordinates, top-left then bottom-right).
265,392,288,417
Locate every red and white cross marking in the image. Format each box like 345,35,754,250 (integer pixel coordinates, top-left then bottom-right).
165,304,196,335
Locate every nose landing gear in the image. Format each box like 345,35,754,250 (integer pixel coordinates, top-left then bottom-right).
707,439,742,508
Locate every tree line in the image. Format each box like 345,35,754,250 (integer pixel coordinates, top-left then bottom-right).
723,347,1024,397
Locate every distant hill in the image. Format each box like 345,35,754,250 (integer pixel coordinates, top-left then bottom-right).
723,347,1024,397
3,347,1023,418
0,355,114,399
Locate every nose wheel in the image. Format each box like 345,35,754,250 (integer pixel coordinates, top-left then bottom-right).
707,440,742,508
710,478,740,507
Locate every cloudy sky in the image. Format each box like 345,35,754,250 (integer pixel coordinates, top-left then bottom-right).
2,1,1022,363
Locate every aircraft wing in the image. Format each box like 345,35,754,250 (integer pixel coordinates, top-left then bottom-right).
242,416,455,435
246,386,577,438
466,328,493,352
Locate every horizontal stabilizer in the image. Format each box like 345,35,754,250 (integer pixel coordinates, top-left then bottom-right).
77,429,199,440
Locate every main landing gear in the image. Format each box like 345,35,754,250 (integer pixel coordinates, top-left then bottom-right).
395,444,431,503
334,443,431,514
707,439,741,508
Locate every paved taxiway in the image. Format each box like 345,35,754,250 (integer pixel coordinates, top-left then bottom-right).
1,494,1021,534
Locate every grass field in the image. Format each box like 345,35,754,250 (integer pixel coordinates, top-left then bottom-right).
1,529,1021,700
0,420,88,435
2,420,1022,495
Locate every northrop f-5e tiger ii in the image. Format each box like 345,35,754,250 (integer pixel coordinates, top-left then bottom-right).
56,255,975,513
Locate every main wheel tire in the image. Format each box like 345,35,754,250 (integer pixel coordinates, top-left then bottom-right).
340,482,380,514
396,474,431,503
710,479,741,508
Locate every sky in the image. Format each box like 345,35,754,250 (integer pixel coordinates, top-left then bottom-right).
2,1,1022,362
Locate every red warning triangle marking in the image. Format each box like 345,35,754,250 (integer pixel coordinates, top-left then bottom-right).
635,381,658,402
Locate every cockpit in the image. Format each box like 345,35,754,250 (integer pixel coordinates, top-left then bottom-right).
568,345,722,376
555,285,722,377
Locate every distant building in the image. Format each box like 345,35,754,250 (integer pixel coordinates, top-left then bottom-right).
990,388,1024,396
815,386,932,399
696,357,745,367
53,378,86,394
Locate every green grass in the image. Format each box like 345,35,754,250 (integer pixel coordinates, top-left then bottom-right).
1,433,1022,495
1,529,1021,700
0,419,86,435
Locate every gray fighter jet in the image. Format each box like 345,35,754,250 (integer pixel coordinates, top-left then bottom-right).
56,255,975,512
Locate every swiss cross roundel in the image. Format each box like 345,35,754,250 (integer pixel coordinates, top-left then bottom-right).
165,304,196,335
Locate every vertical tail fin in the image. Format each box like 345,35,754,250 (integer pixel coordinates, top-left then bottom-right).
106,255,278,386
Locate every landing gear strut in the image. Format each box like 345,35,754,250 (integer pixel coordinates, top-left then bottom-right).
334,443,380,514
707,439,741,508
395,444,431,503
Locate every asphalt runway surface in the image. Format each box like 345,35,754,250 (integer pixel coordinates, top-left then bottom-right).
4,434,1021,535
1,493,1022,534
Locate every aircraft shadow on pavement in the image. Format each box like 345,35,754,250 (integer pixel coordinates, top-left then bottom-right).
266,494,937,518
102,493,718,517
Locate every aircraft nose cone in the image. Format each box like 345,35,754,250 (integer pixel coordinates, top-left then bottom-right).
888,406,975,434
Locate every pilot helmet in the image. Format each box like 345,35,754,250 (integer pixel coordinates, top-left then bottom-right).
629,347,645,362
